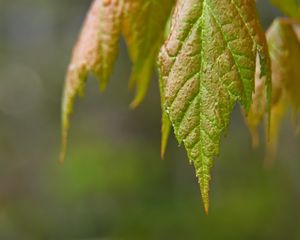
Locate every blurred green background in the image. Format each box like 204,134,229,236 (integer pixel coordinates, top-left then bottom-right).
0,0,299,239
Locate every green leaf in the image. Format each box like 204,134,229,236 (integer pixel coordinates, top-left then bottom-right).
270,0,300,21
60,0,123,163
159,0,271,213
159,71,172,159
122,0,175,108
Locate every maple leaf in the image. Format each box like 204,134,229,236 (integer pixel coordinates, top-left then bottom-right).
61,0,174,162
60,0,123,163
123,0,175,108
158,0,271,213
246,18,300,166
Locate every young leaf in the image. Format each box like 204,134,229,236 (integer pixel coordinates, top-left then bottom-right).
245,59,268,147
60,0,123,163
61,0,175,162
159,0,271,213
159,71,172,159
122,0,175,108
246,18,300,163
268,20,300,111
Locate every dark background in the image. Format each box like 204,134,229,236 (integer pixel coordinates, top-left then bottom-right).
0,0,299,239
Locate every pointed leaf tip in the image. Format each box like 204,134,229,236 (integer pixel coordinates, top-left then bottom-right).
197,164,211,215
204,202,209,216
60,67,87,164
202,191,210,216
59,130,67,164
60,0,123,161
160,111,171,159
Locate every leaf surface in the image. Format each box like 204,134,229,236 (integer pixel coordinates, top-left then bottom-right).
159,0,270,213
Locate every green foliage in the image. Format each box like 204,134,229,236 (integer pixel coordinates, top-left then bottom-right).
158,0,270,212
123,0,175,108
61,0,300,213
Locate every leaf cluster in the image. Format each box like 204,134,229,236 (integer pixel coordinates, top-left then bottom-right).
61,0,300,213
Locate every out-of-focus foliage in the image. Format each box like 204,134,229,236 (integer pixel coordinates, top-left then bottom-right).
270,0,300,21
246,2,300,166
61,0,174,163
